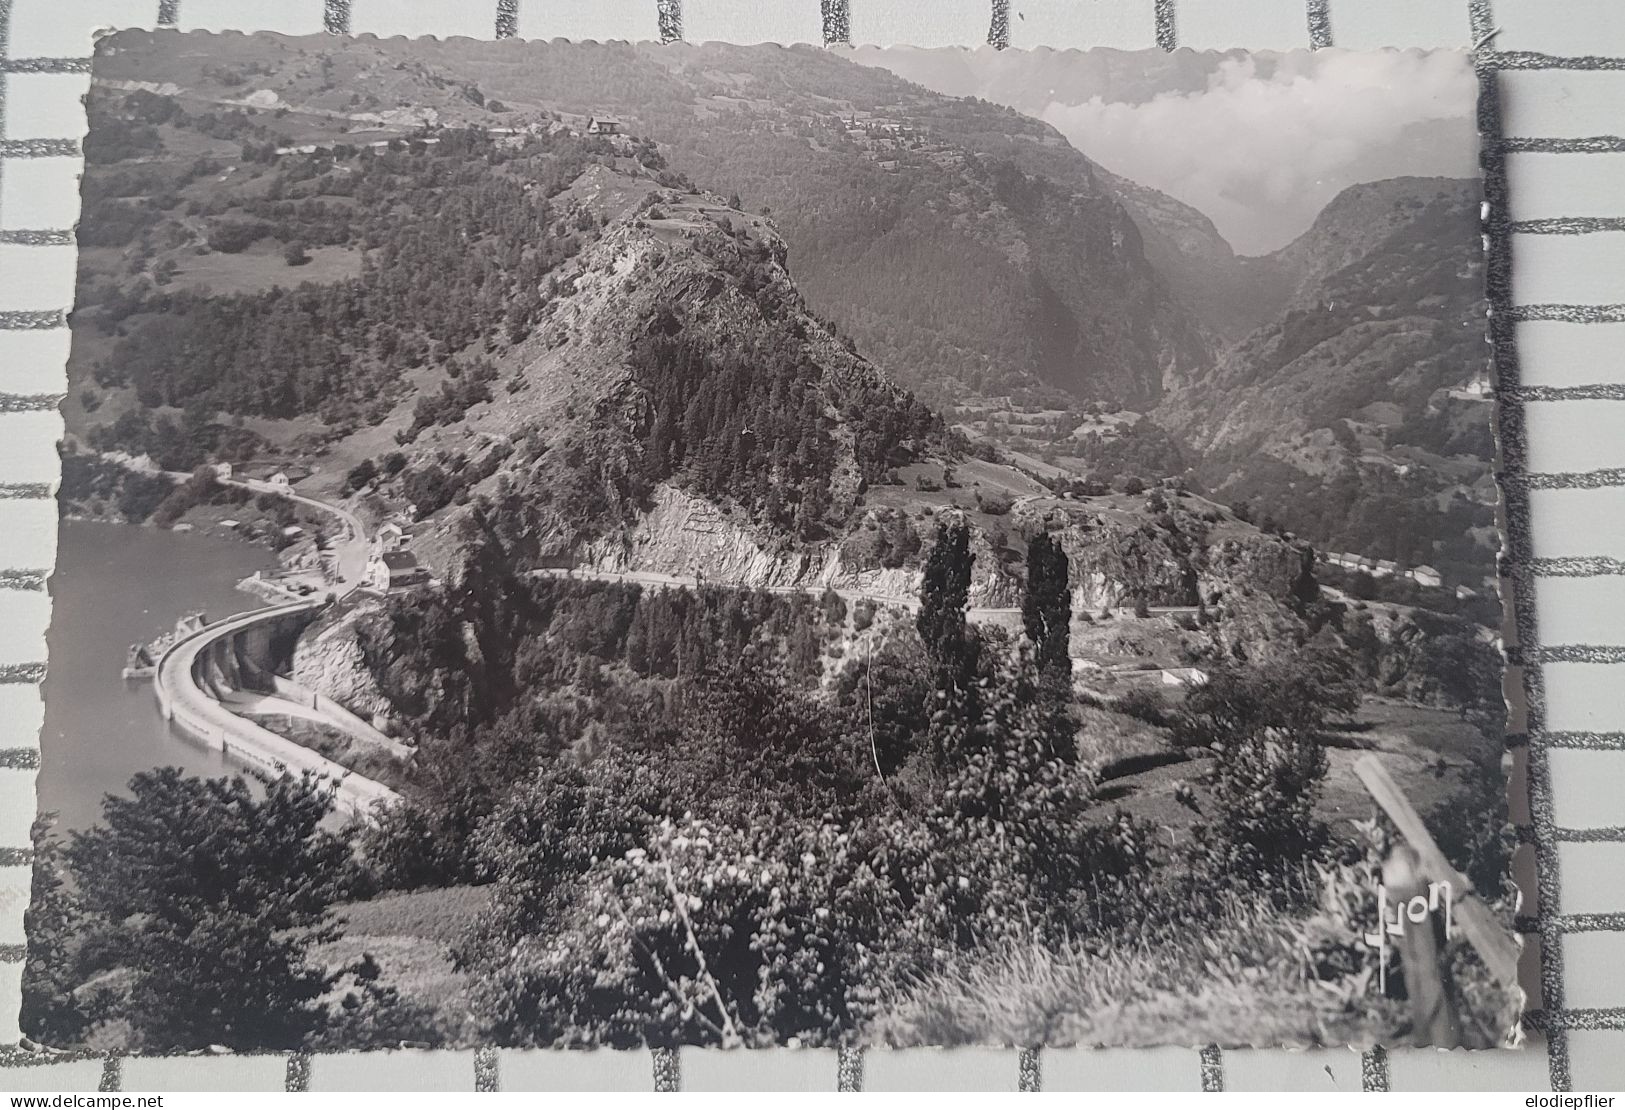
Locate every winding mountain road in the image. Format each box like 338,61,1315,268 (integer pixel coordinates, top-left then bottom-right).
153,598,400,814
117,460,398,812
136,464,370,594
528,566,1202,622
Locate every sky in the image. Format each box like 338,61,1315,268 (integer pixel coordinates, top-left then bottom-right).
861,48,1480,256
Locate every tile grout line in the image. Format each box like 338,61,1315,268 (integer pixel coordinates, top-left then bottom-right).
988,0,1009,49
0,57,89,73
1503,385,1625,402
658,0,680,44
1199,1044,1223,1091
1154,0,1176,51
97,1055,119,1093
821,1,850,47
1486,50,1625,70
652,1046,679,1091
1017,1046,1038,1092
1362,1046,1390,1092
837,1046,862,1092
1512,217,1625,234
285,1052,310,1092
323,0,349,36
1503,137,1625,154
1307,0,1332,49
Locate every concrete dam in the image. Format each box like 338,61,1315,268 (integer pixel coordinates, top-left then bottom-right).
153,598,401,816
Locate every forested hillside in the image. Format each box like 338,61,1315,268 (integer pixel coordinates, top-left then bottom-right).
1156,178,1493,580
70,32,1496,589
88,32,1213,409
65,71,943,567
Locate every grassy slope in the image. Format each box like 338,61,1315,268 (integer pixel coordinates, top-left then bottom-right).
1089,696,1498,840
316,886,491,1029
877,695,1514,1049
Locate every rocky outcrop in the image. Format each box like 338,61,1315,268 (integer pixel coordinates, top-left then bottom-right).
1014,498,1312,614
581,484,834,588
290,599,396,725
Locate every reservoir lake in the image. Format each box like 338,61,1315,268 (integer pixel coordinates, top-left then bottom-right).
38,519,278,831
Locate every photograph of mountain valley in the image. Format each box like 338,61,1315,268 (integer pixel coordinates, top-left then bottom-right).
24,32,1520,1054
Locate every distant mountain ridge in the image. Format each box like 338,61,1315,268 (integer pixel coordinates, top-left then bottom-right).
81,32,1492,580
849,45,1253,111
1151,175,1492,577
93,32,1215,410
1159,175,1484,451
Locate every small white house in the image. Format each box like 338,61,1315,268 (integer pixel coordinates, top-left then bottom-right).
368,551,429,592
376,522,408,553
587,115,623,135
268,471,292,491
281,525,304,539
1372,559,1399,579
1409,564,1443,589
212,462,234,481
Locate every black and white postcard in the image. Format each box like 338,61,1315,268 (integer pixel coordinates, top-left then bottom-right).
26,33,1517,1053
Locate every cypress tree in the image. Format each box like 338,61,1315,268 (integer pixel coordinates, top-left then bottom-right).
917,517,973,682
1023,531,1071,670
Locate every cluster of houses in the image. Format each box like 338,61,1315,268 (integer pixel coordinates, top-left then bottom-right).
832,111,963,173
364,521,430,593
272,135,443,158
269,112,626,164
1322,551,1444,590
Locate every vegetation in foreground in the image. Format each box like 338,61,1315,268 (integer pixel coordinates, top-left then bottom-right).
24,520,1515,1052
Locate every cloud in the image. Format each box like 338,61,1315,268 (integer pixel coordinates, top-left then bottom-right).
1037,50,1478,254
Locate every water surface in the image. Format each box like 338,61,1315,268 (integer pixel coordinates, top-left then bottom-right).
38,519,277,831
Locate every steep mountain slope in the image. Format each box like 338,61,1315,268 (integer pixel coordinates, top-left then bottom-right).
850,44,1479,338
391,183,944,567
1088,164,1288,344
1154,177,1493,577
90,31,1213,409
64,67,1321,664
1161,177,1483,453
848,46,1293,344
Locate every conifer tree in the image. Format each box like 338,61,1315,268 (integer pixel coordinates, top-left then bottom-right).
917,517,973,682
1023,531,1071,671
64,770,354,1051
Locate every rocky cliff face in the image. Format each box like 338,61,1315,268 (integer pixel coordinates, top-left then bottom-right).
1090,164,1289,347
580,484,834,588
290,599,396,725
1012,496,1312,614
